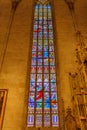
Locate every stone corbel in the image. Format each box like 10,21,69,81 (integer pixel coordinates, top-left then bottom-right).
64,0,75,11
12,0,21,10
65,107,78,130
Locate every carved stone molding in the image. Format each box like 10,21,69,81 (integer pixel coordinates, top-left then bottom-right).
36,0,50,5
65,107,77,130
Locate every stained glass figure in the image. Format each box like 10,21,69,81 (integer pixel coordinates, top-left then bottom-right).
27,115,34,127
30,74,36,82
44,58,49,65
52,115,59,126
36,115,42,127
37,66,42,73
44,115,50,126
29,92,35,103
36,90,42,102
31,66,36,73
30,82,35,91
28,2,59,128
44,83,49,91
44,66,49,73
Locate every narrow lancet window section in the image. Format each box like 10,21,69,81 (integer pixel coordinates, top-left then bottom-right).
27,3,59,127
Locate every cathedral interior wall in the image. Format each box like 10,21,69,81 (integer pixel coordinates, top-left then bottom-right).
0,0,87,130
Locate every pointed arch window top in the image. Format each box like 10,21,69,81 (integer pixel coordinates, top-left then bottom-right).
36,0,50,4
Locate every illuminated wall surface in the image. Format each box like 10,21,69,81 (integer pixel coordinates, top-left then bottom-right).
27,4,59,127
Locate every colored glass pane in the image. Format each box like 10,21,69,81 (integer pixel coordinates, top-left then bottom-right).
44,66,49,73
27,115,34,127
50,66,55,73
32,58,36,65
44,103,50,109
44,83,49,91
38,58,42,65
44,115,50,126
36,82,42,91
30,74,36,82
31,66,36,73
44,58,49,65
36,115,42,127
44,74,49,82
37,66,42,73
29,92,35,103
30,82,35,91
44,92,50,102
51,82,57,92
52,115,59,126
36,91,42,102
51,92,57,102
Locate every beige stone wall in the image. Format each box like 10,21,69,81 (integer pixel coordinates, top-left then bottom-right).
0,0,87,130
0,0,34,130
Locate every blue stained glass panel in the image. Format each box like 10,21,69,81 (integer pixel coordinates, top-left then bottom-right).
52,115,59,126
32,58,36,65
51,92,57,102
38,59,42,65
44,58,49,65
44,103,50,109
44,52,48,58
27,115,34,127
51,82,57,92
30,74,36,82
44,92,50,103
38,45,42,51
29,92,35,103
28,102,34,109
36,82,42,91
51,102,58,109
44,83,49,91
30,82,35,91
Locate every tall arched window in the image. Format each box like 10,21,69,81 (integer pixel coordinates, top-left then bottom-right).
27,0,59,127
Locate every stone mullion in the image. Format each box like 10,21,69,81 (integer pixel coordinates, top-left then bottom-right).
34,4,39,127
42,4,44,127
47,6,52,127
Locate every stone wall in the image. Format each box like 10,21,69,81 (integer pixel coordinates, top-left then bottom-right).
0,0,87,130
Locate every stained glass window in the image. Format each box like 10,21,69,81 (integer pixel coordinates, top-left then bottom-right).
27,2,59,127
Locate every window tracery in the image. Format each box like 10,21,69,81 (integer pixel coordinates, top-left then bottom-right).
27,1,59,128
